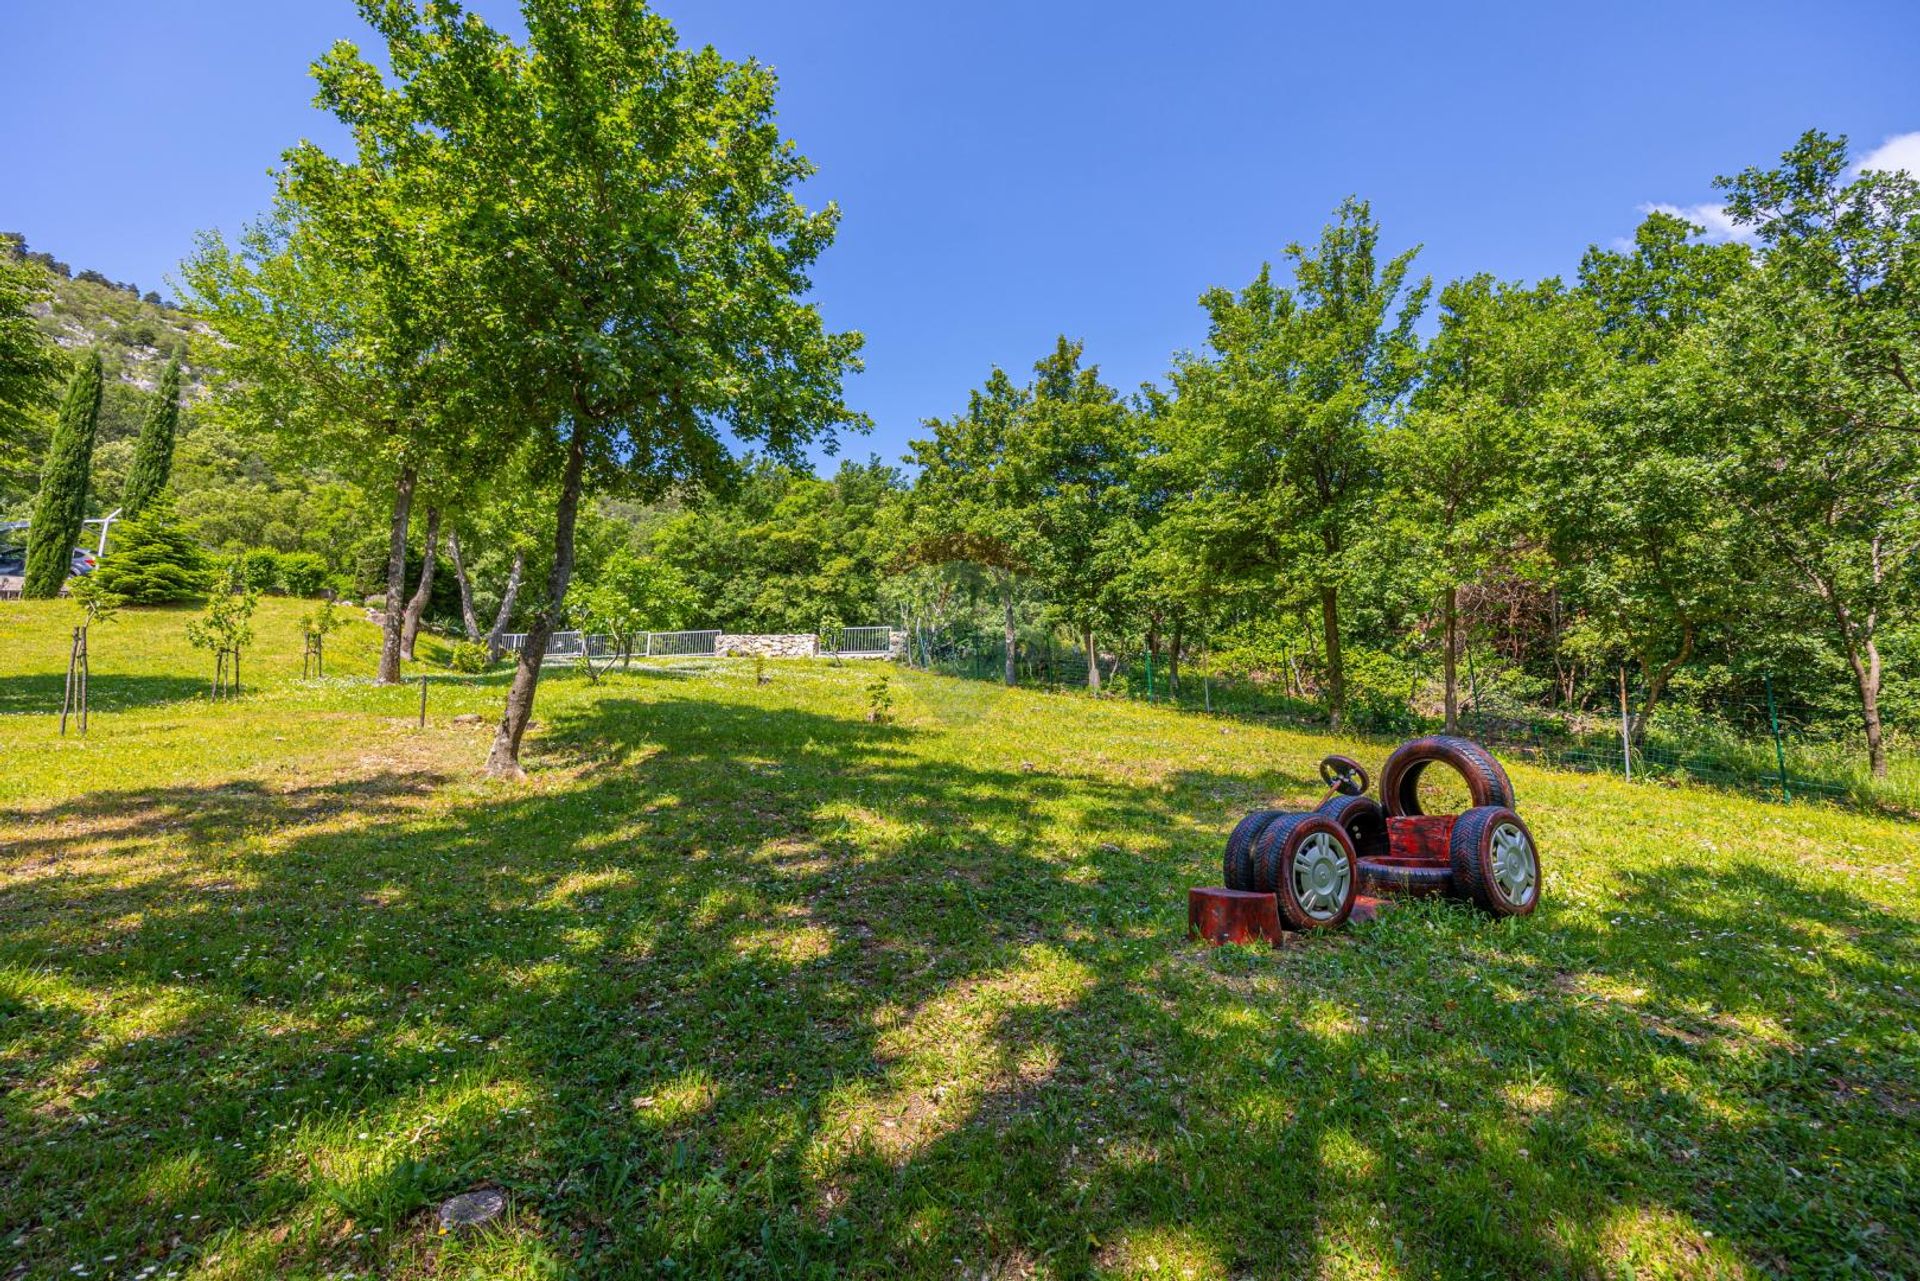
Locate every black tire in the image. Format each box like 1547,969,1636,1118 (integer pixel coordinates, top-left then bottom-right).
1315,793,1390,860
1222,809,1287,891
1253,813,1358,929
1448,805,1541,917
1379,736,1516,817
1357,859,1454,897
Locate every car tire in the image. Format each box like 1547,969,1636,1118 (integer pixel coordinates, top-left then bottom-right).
1315,793,1390,860
1379,736,1516,817
1356,859,1454,897
1253,813,1358,930
1448,805,1541,917
1222,809,1287,891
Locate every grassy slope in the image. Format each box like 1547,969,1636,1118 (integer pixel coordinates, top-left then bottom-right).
2,599,1917,1280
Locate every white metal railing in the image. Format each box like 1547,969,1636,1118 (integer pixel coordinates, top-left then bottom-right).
835,626,894,656
643,629,720,657
497,628,899,661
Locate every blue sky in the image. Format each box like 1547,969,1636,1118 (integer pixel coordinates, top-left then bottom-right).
5,1,1917,470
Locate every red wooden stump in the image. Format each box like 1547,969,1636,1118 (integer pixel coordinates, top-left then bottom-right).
1188,887,1285,947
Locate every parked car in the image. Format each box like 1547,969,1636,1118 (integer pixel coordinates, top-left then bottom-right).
0,546,99,579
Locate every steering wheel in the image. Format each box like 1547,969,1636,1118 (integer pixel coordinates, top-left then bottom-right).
1319,753,1370,797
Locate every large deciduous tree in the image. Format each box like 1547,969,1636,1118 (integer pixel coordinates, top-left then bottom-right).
1021,339,1134,691
905,368,1041,686
183,209,470,684
1,241,59,496
24,351,103,598
319,0,866,776
1165,199,1428,727
1384,275,1594,730
1545,214,1752,740
1687,131,1920,776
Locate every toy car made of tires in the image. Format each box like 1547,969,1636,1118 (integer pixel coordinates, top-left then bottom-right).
1217,735,1540,925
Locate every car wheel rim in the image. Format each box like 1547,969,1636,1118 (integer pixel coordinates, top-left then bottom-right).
1490,822,1536,906
1292,831,1349,922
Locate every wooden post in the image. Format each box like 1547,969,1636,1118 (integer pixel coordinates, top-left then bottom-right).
61,626,79,735
234,647,241,699
1618,666,1633,783
77,626,88,734
418,674,428,728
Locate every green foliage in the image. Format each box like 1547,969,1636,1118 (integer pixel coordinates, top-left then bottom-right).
1684,131,1920,777
67,573,124,627
94,495,207,604
864,667,893,724
278,551,329,597
185,578,260,661
906,339,1140,688
121,359,180,517
24,351,104,598
654,460,902,634
238,547,282,593
0,242,59,495
573,549,697,643
300,597,344,640
447,639,490,673
1159,198,1429,726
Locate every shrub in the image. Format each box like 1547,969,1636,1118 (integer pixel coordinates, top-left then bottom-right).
239,548,282,593
449,640,491,673
94,497,206,603
1343,646,1424,734
866,669,893,724
279,552,329,597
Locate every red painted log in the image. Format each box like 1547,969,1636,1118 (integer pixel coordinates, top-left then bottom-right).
1188,887,1285,947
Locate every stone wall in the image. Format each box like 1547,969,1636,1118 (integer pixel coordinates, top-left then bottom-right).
717,633,819,659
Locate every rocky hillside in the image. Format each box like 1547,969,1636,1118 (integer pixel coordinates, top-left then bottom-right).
3,235,226,520
1,237,375,577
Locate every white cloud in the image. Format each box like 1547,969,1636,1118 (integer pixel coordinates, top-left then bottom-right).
1624,128,1918,250
1637,201,1753,243
1855,130,1920,176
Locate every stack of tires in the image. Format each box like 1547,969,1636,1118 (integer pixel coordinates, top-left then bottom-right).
1220,736,1541,927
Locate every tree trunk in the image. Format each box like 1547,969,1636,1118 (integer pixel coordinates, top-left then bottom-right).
1839,625,1888,778
484,549,526,661
1628,624,1694,745
376,465,417,684
448,529,482,642
1442,584,1459,734
400,507,441,661
487,430,586,779
1001,575,1017,687
1085,628,1101,693
1320,585,1346,731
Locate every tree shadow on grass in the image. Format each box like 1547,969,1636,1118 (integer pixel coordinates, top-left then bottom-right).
0,672,213,716
1,681,1916,1277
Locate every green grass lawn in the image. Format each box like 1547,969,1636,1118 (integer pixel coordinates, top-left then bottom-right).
3,599,1917,1279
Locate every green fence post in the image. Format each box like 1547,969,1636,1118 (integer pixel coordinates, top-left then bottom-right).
1145,642,1154,702
1764,671,1791,802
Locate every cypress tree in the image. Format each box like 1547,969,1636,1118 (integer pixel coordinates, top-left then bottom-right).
122,358,180,517
23,350,103,598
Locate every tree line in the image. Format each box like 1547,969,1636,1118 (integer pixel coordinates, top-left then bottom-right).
1,0,1912,782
